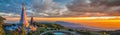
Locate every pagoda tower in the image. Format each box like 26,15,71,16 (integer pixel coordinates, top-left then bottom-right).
19,4,29,27
30,14,34,25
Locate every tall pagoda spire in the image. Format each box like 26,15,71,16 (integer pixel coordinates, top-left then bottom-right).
19,3,29,27
30,13,34,25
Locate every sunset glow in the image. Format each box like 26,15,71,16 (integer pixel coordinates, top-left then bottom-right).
6,16,120,30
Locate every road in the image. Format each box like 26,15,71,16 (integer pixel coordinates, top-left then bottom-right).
40,30,82,35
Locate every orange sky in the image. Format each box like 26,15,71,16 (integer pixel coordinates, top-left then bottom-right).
6,16,120,30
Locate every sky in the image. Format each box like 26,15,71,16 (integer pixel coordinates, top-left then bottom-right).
1,0,120,31
0,0,120,17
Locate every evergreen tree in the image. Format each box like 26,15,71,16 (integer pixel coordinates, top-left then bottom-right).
51,24,57,28
103,32,107,35
28,32,33,35
35,28,41,35
14,31,19,35
21,24,26,35
0,16,6,35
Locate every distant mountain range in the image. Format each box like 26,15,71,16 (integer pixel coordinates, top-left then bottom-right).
4,20,104,31
55,21,104,31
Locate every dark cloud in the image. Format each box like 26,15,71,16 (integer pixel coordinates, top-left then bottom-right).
67,0,120,16
90,0,120,6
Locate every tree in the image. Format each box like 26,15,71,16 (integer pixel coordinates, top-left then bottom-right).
51,24,57,28
44,32,54,35
0,16,6,35
103,32,107,35
40,24,46,28
28,32,33,35
7,31,20,35
20,24,26,35
0,16,6,23
13,31,19,35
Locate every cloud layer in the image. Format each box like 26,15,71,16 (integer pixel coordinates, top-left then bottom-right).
0,0,120,17
32,0,69,17
67,0,120,16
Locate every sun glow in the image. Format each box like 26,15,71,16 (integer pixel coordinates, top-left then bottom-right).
5,16,120,30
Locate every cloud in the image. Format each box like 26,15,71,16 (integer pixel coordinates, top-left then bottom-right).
0,0,72,17
0,0,32,17
67,0,120,16
0,12,20,17
0,0,120,17
32,0,69,17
